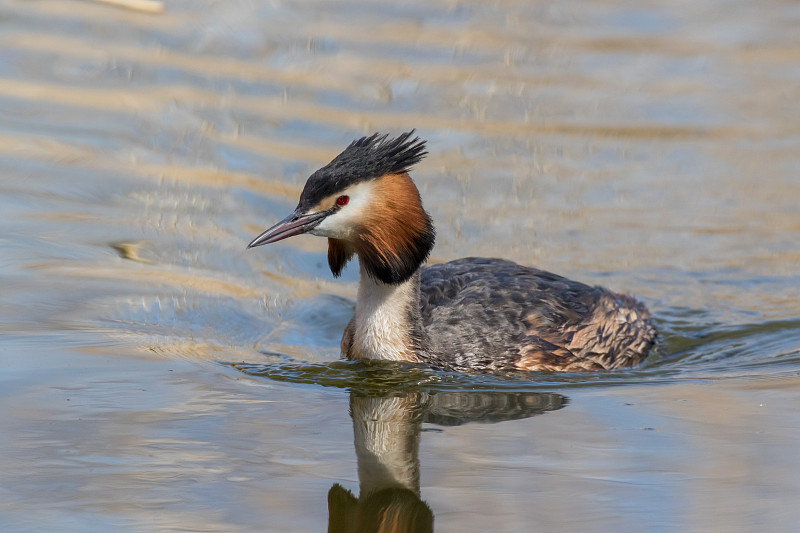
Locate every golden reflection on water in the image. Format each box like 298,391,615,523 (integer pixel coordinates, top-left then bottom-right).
1,0,800,531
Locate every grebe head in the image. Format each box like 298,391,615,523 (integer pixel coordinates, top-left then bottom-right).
248,131,436,284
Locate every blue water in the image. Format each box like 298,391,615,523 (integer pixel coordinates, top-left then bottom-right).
1,0,799,531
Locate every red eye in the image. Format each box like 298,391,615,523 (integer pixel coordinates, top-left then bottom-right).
336,195,349,206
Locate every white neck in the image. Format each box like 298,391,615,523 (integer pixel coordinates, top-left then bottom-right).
350,262,421,362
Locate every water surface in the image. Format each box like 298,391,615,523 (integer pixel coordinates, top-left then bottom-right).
1,0,799,531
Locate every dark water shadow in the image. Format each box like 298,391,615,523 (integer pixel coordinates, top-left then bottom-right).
232,358,665,394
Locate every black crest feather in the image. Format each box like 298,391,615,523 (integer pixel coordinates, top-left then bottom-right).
298,131,427,211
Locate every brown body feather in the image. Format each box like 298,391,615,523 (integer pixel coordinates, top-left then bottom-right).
413,258,656,372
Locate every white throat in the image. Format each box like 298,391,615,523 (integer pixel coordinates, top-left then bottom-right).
351,263,419,362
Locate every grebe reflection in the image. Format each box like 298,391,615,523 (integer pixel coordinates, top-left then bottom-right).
328,390,566,533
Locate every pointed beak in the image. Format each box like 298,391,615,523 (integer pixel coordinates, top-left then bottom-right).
247,209,330,249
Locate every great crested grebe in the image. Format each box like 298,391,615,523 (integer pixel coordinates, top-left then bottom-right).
248,132,656,372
